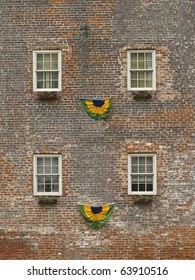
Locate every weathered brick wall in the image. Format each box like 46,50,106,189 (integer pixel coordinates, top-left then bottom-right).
0,0,194,259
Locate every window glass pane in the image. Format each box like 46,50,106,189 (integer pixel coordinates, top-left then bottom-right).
147,157,153,164
132,175,138,192
131,53,137,60
138,80,145,88
147,164,153,173
139,164,145,173
44,73,51,88
52,176,59,184
37,54,43,62
37,73,44,88
52,184,59,192
139,157,145,164
51,62,58,70
52,72,58,79
132,165,138,173
44,54,51,70
147,185,153,192
147,175,153,182
138,53,144,60
132,185,138,192
139,175,146,191
146,80,152,88
146,156,153,173
146,71,152,80
52,176,59,192
37,54,43,70
145,53,152,69
131,60,137,69
138,71,145,87
44,63,50,70
146,175,153,191
146,71,152,88
45,185,51,192
146,52,152,61
37,176,44,184
37,165,43,174
52,53,58,61
131,157,138,173
131,71,138,88
44,54,50,62
52,157,58,165
138,72,145,80
132,175,138,183
45,165,51,174
45,176,52,192
138,62,144,70
131,72,137,79
37,81,44,89
131,80,137,88
52,163,58,174
51,54,58,70
139,157,146,173
37,62,43,70
146,61,152,69
45,158,51,165
52,81,58,88
37,72,43,80
45,157,51,174
131,53,137,69
37,184,44,192
52,72,58,88
132,157,138,164
37,158,43,165
138,53,144,69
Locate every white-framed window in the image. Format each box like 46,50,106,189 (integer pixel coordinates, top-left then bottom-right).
127,50,156,91
33,50,61,92
128,154,157,195
33,154,62,196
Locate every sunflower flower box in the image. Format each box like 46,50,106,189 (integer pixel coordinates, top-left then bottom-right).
38,196,58,205
133,195,153,205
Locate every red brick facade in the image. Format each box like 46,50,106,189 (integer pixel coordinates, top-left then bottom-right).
1,0,194,259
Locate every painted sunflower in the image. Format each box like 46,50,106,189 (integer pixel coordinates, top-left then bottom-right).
80,98,112,120
78,203,115,229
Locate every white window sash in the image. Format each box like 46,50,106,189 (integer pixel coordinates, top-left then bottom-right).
127,50,156,91
33,50,62,92
33,154,62,196
128,154,157,195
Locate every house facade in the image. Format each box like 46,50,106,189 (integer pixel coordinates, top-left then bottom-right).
1,0,194,259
